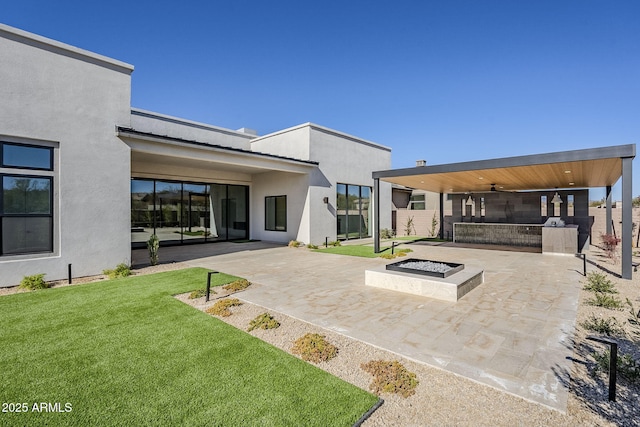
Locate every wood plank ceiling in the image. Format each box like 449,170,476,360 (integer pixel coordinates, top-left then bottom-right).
380,158,623,194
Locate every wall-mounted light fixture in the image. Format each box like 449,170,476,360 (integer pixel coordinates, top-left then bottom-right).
323,197,329,204
466,195,474,206
551,192,563,204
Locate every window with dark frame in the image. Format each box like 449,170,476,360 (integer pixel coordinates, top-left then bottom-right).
1,142,54,255
265,195,286,231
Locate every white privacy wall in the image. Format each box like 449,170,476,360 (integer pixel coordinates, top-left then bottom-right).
0,24,133,286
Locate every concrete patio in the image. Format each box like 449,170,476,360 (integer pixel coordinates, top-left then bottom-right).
133,240,585,411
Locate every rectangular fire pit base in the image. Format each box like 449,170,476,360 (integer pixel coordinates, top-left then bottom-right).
365,266,483,302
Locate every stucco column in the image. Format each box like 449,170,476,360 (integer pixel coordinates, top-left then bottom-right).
621,158,632,279
374,178,380,253
606,185,612,235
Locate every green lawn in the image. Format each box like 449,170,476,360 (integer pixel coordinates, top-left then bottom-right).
314,244,412,258
0,268,377,426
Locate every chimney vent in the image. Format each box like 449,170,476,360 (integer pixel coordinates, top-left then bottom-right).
416,160,426,167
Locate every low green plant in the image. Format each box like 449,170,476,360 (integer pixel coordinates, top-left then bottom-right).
103,263,131,279
583,272,618,294
361,360,418,398
380,228,395,239
247,313,280,332
586,293,623,310
580,315,625,336
396,252,407,257
593,350,640,383
222,279,251,292
291,333,338,363
307,243,319,249
288,240,303,248
328,240,341,247
147,234,160,266
206,298,242,317
380,253,396,259
18,273,49,290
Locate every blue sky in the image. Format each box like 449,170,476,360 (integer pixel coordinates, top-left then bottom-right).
4,1,639,200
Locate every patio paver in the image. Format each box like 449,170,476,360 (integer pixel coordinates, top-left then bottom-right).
133,241,583,411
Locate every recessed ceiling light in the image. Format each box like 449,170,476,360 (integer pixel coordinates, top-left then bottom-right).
564,170,571,174
569,182,575,185
499,186,504,189
478,177,484,180
420,181,424,184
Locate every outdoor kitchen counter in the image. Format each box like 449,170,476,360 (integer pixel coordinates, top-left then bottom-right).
453,222,578,254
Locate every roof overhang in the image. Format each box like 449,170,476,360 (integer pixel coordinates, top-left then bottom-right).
118,127,318,175
374,144,635,193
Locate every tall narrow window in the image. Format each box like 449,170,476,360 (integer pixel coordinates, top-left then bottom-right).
567,195,574,216
541,195,547,217
480,197,485,217
1,142,54,255
265,195,286,231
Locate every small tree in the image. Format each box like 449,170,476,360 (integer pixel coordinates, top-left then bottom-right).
147,234,160,266
430,212,439,238
404,216,416,236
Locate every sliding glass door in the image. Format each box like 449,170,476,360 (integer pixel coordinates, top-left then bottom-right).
131,179,248,248
336,183,372,240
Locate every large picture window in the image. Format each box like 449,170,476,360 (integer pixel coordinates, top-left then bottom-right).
265,195,286,231
1,142,54,255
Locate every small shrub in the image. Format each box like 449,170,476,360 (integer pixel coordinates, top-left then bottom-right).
18,273,49,290
307,243,319,249
396,252,407,257
222,279,251,292
291,333,338,363
583,272,618,294
328,240,341,247
103,263,131,279
189,289,213,299
398,248,412,254
581,315,625,336
361,360,419,398
380,253,396,259
288,240,303,248
593,350,640,383
586,293,623,310
600,233,620,260
247,313,280,332
380,228,395,239
206,298,242,317
147,234,160,266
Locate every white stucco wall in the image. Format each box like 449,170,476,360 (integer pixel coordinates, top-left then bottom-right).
131,109,255,150
250,171,311,243
0,24,133,286
250,123,392,244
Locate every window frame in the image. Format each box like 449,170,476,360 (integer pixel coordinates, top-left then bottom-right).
265,195,287,232
1,173,54,255
1,142,53,171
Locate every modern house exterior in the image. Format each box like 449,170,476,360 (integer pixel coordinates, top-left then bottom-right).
0,24,392,287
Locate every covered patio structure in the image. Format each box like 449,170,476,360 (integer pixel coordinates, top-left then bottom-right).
373,144,636,279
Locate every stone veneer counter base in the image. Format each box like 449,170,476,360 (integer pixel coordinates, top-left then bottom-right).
365,266,484,302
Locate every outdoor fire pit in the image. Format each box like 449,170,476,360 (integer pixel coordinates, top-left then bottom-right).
366,258,483,302
385,258,464,278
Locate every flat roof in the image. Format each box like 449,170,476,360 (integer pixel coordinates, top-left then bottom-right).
374,144,635,193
